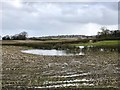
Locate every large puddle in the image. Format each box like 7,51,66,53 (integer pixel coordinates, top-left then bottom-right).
21,49,85,56
21,45,118,56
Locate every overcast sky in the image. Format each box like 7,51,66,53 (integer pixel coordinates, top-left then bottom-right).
1,0,118,37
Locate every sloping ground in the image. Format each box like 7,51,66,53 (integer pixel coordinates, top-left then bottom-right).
2,46,120,89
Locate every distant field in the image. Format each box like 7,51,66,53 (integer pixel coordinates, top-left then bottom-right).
2,40,120,45
1,39,78,50
71,40,120,46
1,39,76,44
1,40,120,50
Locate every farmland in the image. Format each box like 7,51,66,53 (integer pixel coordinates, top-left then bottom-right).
1,40,120,90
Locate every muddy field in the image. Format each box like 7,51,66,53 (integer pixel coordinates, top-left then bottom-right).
2,45,120,89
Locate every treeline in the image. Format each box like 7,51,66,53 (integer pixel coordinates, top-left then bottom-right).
2,28,120,41
29,37,58,41
2,32,28,40
96,27,120,40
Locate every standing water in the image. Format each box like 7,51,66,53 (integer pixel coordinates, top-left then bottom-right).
21,49,85,56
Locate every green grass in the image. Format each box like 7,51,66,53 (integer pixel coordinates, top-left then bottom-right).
71,40,120,46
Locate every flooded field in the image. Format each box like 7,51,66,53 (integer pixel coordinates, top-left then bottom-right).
21,49,85,56
21,49,75,56
2,45,120,89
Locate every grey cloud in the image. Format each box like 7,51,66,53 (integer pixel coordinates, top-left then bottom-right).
2,1,118,36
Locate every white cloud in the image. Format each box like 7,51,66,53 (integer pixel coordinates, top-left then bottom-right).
12,0,22,8
3,0,22,8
